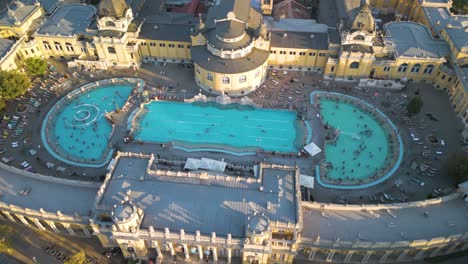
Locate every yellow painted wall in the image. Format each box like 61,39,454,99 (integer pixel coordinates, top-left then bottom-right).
138,40,191,61
268,48,329,70
34,35,88,59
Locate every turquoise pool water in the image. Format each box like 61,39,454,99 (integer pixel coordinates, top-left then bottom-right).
43,85,133,164
319,97,391,183
133,101,301,153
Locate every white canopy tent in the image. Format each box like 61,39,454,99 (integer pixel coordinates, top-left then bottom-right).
304,142,322,156
300,174,315,189
184,158,226,173
184,158,201,170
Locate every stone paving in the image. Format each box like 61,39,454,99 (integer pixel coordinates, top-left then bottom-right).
0,59,464,205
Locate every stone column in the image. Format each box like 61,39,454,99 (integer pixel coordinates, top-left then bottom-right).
45,220,60,233
344,251,354,262
227,248,232,264
82,227,91,237
183,244,189,260
16,215,31,226
32,219,46,230
362,251,372,263
2,211,16,222
308,250,316,260
62,223,75,235
212,247,218,262
198,245,203,260
379,251,391,263
153,241,162,258
168,242,175,256
326,251,335,262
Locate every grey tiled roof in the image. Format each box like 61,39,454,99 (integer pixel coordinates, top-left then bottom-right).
191,45,269,74
0,2,38,26
35,4,96,37
0,37,15,60
23,0,59,13
270,31,329,50
384,22,450,59
99,157,299,237
139,22,193,42
445,27,468,51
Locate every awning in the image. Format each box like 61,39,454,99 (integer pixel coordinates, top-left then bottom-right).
183,158,226,172
304,142,322,156
300,174,315,189
184,158,201,170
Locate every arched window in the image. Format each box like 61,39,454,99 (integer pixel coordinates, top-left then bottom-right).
65,42,74,52
42,41,51,50
54,41,62,51
398,63,408,73
350,62,360,69
423,64,434,74
239,75,247,83
105,21,116,27
207,72,213,81
411,64,421,73
108,47,116,54
222,77,230,84
353,35,365,41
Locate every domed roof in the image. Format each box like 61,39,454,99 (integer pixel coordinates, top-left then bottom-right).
347,0,375,32
248,214,269,234
113,202,135,222
216,20,246,40
98,0,129,19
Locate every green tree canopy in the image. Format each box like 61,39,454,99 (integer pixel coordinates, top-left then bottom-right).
0,225,13,253
64,249,87,264
0,70,31,101
451,0,468,14
23,57,48,77
445,150,468,184
406,96,423,115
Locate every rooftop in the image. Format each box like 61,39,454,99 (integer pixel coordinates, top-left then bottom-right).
302,196,468,242
384,21,450,59
445,26,468,51
0,38,15,60
0,1,39,27
97,156,299,237
35,4,96,37
139,22,193,42
0,164,98,217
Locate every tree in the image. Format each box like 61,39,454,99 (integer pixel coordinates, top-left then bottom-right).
0,225,13,253
451,0,468,14
445,150,468,184
65,249,87,264
23,57,48,77
406,96,423,115
0,70,31,101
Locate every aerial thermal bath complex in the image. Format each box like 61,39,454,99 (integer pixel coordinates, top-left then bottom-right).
0,0,466,263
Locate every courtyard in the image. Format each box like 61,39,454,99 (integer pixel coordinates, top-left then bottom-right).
0,59,464,205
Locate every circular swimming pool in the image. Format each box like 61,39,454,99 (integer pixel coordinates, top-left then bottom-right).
41,79,143,167
311,92,403,189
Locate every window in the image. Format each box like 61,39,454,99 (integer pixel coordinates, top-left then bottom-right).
289,51,296,55
397,63,408,73
150,42,156,46
234,53,241,58
54,42,62,51
105,21,115,27
441,74,446,80
350,62,360,69
65,43,74,52
42,41,51,50
108,47,116,54
159,43,166,47
141,42,147,46
279,51,286,55
330,66,335,72
178,44,184,48
353,35,365,40
81,47,85,53
223,54,231,59
423,64,434,74
24,50,28,55
309,52,316,56
239,75,246,83
168,44,175,48
448,77,452,82
222,77,230,84
299,52,306,56
318,53,326,57
270,50,276,54
207,72,213,81
31,48,34,54
411,64,421,73
383,66,391,72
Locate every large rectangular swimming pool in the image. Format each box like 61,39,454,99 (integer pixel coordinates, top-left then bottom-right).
133,101,302,153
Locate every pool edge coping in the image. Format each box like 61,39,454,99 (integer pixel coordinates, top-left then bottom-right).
310,91,404,190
